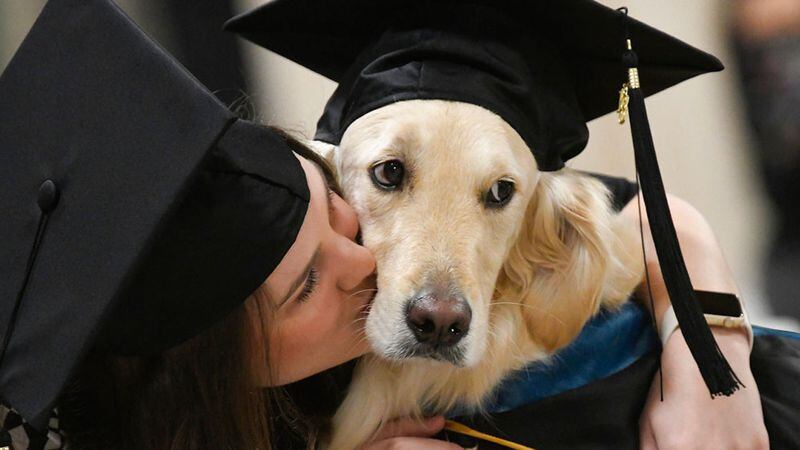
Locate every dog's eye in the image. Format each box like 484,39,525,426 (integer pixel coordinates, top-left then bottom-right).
485,180,514,208
370,160,405,190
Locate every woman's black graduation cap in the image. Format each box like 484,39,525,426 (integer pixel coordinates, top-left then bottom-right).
0,0,309,430
227,0,742,396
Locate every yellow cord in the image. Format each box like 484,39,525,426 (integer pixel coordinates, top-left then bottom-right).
444,420,537,450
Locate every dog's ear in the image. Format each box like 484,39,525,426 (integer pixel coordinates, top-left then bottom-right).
495,170,643,353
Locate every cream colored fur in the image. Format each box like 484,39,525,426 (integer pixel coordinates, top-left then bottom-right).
318,100,644,449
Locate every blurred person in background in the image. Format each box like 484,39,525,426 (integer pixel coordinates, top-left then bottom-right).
732,0,800,320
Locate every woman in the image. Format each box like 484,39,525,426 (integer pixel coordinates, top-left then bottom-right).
55,133,460,450
0,1,458,449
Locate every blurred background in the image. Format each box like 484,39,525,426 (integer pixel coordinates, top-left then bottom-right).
2,0,797,330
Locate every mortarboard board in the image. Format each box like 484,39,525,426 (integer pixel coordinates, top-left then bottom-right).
0,0,309,430
226,0,741,396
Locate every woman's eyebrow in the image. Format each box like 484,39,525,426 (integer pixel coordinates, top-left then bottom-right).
279,246,321,307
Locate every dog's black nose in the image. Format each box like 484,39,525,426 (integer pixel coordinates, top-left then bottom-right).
406,293,471,347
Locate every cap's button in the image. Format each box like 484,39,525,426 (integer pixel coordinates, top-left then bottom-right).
622,49,639,68
37,179,60,213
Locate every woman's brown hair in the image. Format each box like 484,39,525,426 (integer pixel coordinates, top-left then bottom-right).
58,127,353,450
60,296,277,449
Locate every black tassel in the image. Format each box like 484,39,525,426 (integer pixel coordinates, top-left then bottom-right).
618,9,742,397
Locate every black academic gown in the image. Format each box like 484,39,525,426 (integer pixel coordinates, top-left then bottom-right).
442,331,800,450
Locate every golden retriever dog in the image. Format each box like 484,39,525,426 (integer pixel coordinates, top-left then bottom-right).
315,99,644,449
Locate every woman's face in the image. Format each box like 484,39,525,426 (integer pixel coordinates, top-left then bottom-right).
257,155,376,386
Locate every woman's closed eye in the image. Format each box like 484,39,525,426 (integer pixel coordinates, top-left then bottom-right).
296,267,319,303
291,190,334,307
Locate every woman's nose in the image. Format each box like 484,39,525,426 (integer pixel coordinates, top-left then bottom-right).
336,237,376,292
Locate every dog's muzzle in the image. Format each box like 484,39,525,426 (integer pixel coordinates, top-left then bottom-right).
403,289,472,364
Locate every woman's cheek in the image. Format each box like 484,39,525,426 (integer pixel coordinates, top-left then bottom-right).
311,291,346,338
283,294,342,354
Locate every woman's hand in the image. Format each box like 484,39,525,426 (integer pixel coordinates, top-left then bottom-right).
639,328,769,450
360,416,464,449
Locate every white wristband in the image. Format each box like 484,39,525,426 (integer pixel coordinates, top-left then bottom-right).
658,304,754,350
658,305,681,345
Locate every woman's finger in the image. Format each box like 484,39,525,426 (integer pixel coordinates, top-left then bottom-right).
370,415,446,441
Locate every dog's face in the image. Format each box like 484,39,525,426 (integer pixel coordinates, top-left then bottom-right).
336,100,539,367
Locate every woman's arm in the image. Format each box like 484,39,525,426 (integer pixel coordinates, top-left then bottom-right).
621,193,769,450
622,193,740,323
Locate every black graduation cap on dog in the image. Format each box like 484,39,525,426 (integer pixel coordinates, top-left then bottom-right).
0,0,309,430
227,0,741,396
